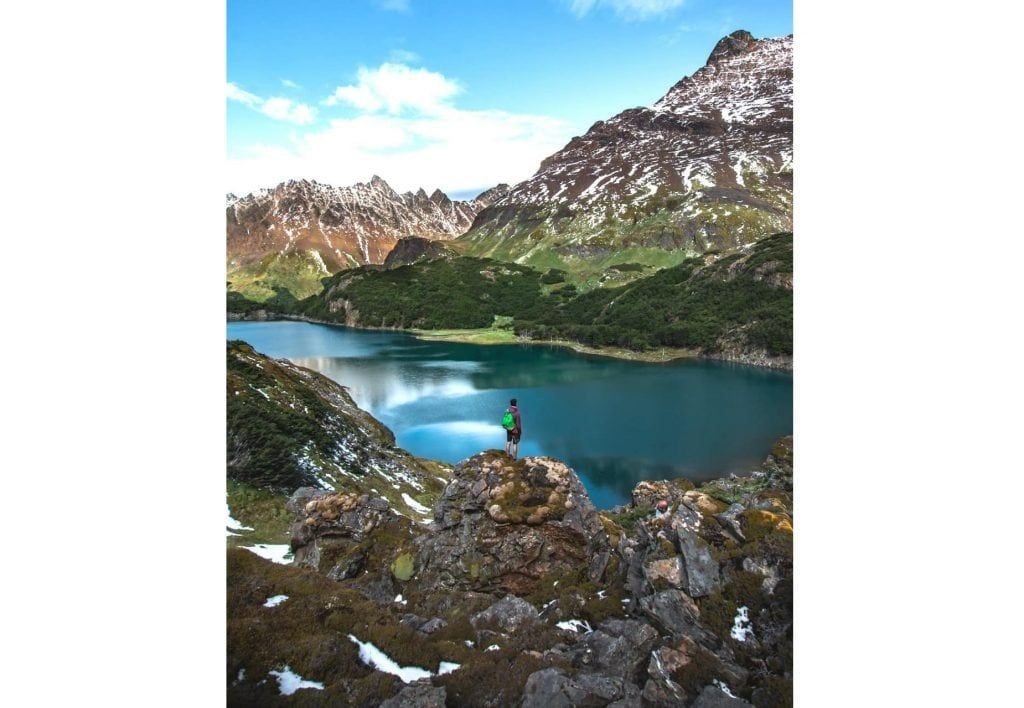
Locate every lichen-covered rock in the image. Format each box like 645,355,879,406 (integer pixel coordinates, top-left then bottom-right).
418,451,611,594
645,556,686,591
290,492,391,570
762,435,793,490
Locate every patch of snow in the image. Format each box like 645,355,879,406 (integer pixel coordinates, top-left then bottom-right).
438,662,460,675
268,666,324,695
596,590,607,600
556,619,593,634
485,644,500,652
237,668,245,682
730,606,755,642
394,594,407,606
715,680,738,698
264,595,289,608
464,640,474,648
401,493,431,515
347,634,433,683
242,544,293,565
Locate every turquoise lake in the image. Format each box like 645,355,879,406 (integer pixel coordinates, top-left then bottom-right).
227,321,793,509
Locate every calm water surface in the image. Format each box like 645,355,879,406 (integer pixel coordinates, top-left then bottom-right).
227,321,792,509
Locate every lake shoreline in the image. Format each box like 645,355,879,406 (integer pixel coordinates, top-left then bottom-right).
227,310,792,371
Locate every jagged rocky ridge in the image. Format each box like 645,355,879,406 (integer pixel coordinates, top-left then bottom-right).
460,30,792,272
226,177,509,301
227,350,793,705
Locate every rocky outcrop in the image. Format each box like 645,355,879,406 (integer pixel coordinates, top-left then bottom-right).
420,451,612,594
382,236,458,269
230,431,793,706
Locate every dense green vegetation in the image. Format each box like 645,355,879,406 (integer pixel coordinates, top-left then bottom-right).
227,340,345,490
304,257,549,329
524,233,792,356
228,233,793,358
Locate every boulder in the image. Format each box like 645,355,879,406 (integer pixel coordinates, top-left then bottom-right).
521,668,636,708
417,452,611,594
570,619,658,683
290,492,392,570
471,594,540,634
677,530,722,598
639,590,704,640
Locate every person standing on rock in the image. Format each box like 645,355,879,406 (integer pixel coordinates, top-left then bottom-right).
503,398,522,460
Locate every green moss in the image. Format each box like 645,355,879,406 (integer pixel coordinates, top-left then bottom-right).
752,675,793,708
697,592,736,640
225,480,292,547
670,647,726,698
436,647,558,707
740,510,793,542
604,505,653,532
391,552,414,581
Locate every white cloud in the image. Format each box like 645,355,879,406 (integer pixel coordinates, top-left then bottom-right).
226,82,260,107
227,82,317,125
261,97,317,124
226,105,569,198
568,0,685,20
281,79,301,89
323,63,460,114
228,63,573,197
323,63,460,115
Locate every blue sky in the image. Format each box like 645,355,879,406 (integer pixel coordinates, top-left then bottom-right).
227,0,792,199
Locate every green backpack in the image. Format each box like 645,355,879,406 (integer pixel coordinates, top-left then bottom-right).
501,409,516,430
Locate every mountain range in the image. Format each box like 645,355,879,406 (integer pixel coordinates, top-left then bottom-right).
226,177,508,301
460,30,792,276
226,30,793,302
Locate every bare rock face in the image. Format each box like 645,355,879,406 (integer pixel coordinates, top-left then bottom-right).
382,236,458,269
419,451,612,595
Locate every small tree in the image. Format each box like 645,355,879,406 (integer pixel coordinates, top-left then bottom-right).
492,315,514,330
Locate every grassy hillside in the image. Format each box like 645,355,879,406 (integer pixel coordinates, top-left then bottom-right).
227,249,340,303
229,234,792,360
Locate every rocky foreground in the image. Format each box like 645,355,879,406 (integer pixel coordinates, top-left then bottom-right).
228,438,793,706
